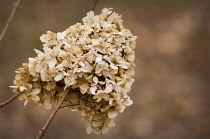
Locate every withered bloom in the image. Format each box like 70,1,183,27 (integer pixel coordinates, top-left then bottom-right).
10,8,137,134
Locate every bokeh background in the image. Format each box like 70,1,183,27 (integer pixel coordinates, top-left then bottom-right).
0,0,209,139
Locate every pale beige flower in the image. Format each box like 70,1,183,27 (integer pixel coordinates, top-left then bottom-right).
10,7,137,135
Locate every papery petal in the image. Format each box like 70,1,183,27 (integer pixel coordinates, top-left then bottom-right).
102,125,109,134
86,124,93,134
31,88,41,95
93,76,98,84
19,86,27,91
108,109,118,119
54,73,63,81
123,99,133,106
104,83,113,93
48,57,57,69
92,39,99,45
40,34,49,43
90,86,97,95
24,100,29,106
86,11,94,18
9,85,19,88
31,96,40,101
110,63,118,70
43,100,52,109
96,55,102,63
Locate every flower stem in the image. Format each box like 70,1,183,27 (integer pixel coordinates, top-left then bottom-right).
36,89,69,139
0,92,21,109
59,104,79,109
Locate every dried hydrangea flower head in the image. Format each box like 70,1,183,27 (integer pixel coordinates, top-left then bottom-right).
10,8,137,134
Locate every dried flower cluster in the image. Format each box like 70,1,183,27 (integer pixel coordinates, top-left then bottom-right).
10,8,137,134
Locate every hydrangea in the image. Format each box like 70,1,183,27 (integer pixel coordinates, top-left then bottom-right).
10,8,137,134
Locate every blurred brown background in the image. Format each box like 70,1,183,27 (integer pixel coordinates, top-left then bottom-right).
0,0,209,139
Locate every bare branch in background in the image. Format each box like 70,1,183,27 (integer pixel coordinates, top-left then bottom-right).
0,0,23,43
36,89,70,139
0,92,21,109
0,0,23,109
92,0,98,12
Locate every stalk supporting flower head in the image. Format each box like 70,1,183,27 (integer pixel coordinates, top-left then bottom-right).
10,8,137,134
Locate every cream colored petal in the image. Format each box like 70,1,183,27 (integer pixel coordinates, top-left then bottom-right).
80,89,87,94
19,86,27,92
43,100,52,109
96,55,102,63
116,103,125,113
95,65,103,74
31,88,41,95
104,83,113,93
109,98,113,105
127,54,135,62
106,120,115,127
93,76,98,84
110,63,118,70
41,72,52,81
40,34,49,43
24,99,29,106
102,8,113,14
86,124,93,134
80,83,88,90
90,86,97,95
28,63,36,76
54,73,63,81
123,99,133,106
25,83,33,89
48,57,57,69
15,74,22,80
28,57,36,63
34,49,45,59
57,31,66,40
79,61,85,67
92,121,103,127
9,85,19,89
80,83,89,94
108,109,118,119
86,11,94,18
92,39,99,45
102,125,109,135
93,128,101,134
31,96,40,102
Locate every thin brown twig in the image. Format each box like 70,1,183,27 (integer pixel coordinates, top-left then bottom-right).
0,0,23,42
0,92,21,109
59,104,79,109
92,0,98,12
36,89,70,139
0,0,23,107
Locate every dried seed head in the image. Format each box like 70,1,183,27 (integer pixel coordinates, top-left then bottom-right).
10,7,137,134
